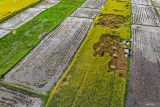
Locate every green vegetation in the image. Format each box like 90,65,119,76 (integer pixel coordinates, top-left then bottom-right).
0,0,86,77
46,0,131,107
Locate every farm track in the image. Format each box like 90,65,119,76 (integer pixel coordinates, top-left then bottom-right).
0,0,107,106
126,0,160,107
0,0,59,39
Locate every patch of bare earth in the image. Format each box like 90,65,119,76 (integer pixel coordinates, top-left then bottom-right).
93,34,127,77
95,14,130,29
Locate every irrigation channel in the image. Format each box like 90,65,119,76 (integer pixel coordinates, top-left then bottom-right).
0,0,107,106
0,0,59,39
126,0,160,107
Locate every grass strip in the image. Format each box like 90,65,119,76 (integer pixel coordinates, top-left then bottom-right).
46,0,131,107
0,0,86,77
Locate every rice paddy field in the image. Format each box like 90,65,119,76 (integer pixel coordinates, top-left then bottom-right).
0,0,40,22
46,0,131,106
1,0,160,106
0,0,133,106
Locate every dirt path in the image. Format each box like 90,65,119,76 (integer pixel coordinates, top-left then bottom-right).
126,0,160,107
0,0,59,39
0,0,107,106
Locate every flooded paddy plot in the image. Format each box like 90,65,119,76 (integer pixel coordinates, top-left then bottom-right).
126,25,160,107
71,8,99,19
0,8,44,30
0,29,11,39
81,0,107,9
0,85,42,107
3,17,92,94
131,0,152,5
132,4,160,26
34,0,59,9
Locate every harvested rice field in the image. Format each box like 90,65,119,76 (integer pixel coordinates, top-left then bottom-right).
0,29,10,38
3,17,93,93
46,0,131,106
0,0,40,22
132,4,160,26
81,0,107,9
126,0,160,106
0,84,42,107
0,0,85,78
71,8,99,19
131,0,152,5
1,0,160,106
126,25,160,107
1,0,131,106
0,0,88,106
0,8,45,30
0,0,59,39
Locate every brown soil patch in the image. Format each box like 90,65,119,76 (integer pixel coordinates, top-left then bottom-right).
93,34,127,77
95,14,130,29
